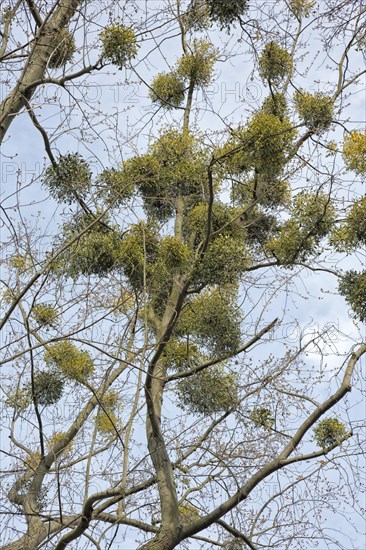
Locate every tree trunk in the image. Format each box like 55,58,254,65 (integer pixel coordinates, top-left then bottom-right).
0,0,82,144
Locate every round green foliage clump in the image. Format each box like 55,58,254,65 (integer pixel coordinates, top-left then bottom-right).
103,155,160,209
116,130,208,221
206,0,249,29
32,304,59,327
157,236,192,272
59,213,124,278
313,418,347,449
45,341,94,381
259,42,292,86
9,255,31,271
177,365,238,415
101,390,120,410
291,190,335,234
338,270,366,322
47,431,73,458
241,209,279,246
249,407,274,429
261,93,288,118
182,1,210,31
176,39,217,86
100,24,138,68
185,202,245,247
149,236,191,306
342,130,366,175
194,234,250,287
49,29,76,69
98,167,136,205
33,371,64,406
150,128,208,195
222,112,296,182
161,340,203,371
141,129,209,219
266,190,335,264
43,153,92,204
331,196,366,250
342,196,366,246
294,90,334,131
6,388,31,411
119,223,159,290
245,112,296,178
97,390,121,434
289,0,316,19
232,176,291,209
175,287,242,356
97,410,119,435
149,72,186,109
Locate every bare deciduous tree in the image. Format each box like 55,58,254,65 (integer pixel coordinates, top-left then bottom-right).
1,1,365,549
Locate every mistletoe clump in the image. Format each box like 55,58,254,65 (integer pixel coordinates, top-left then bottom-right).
9,254,31,271
232,176,291,209
261,93,288,118
221,112,296,181
47,432,73,458
102,155,160,209
338,270,366,322
145,236,192,314
100,24,138,68
42,153,92,204
33,371,64,406
344,196,366,245
158,236,192,272
249,407,274,429
244,111,296,179
6,388,31,411
182,0,210,31
32,304,59,327
331,196,366,250
108,129,208,220
266,190,335,264
206,0,249,28
118,223,159,290
184,203,250,284
49,29,76,68
193,234,250,286
161,340,203,371
241,210,279,246
289,0,316,18
259,42,292,86
149,72,186,109
175,287,242,356
96,411,118,434
101,390,120,410
143,129,209,219
313,418,347,449
176,39,217,86
45,341,94,381
150,128,208,195
58,213,125,278
177,365,238,415
184,0,248,31
98,167,136,205
342,130,366,175
294,90,334,131
96,389,121,434
185,202,245,248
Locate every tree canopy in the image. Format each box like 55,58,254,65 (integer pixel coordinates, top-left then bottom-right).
0,1,365,549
